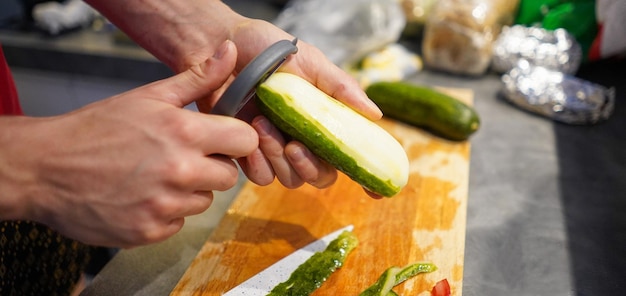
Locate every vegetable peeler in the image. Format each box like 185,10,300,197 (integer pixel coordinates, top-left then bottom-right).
210,38,299,117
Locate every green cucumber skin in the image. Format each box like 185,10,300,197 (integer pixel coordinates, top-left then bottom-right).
394,262,437,284
360,262,437,296
267,230,359,296
359,267,402,296
256,84,401,197
365,81,480,141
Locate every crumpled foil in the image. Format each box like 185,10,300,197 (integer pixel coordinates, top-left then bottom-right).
501,60,615,124
492,25,582,74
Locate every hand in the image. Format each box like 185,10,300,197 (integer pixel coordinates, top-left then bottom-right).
196,19,384,190
3,41,257,248
85,0,383,195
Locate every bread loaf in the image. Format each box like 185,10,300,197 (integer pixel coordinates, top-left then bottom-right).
422,0,519,76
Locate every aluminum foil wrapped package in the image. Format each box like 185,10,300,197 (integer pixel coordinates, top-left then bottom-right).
501,61,615,124
493,25,583,74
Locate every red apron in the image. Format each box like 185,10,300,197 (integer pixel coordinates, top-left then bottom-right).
0,45,23,116
1,46,90,295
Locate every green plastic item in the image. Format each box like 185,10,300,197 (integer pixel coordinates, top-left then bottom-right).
542,1,597,58
515,0,563,25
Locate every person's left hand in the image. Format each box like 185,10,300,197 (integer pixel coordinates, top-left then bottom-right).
193,18,383,191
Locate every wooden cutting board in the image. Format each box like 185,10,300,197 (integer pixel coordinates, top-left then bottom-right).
171,88,473,296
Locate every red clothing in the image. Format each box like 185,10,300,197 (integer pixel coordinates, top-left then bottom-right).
0,45,23,116
1,45,91,295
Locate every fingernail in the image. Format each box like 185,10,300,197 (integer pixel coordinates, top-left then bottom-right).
364,97,383,119
213,40,231,59
287,146,306,163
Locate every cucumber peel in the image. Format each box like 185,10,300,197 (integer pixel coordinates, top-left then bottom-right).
256,72,409,197
360,262,438,296
359,266,403,296
267,230,359,296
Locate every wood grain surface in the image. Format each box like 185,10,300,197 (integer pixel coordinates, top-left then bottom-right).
171,88,473,296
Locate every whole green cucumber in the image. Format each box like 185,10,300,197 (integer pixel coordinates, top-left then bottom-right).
365,81,480,141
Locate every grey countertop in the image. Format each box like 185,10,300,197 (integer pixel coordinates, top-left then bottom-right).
0,0,281,83
80,62,626,296
0,27,173,83
3,1,624,295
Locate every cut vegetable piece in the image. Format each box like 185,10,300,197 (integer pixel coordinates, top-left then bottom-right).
431,279,451,296
359,266,402,296
267,230,359,296
256,72,409,197
394,261,438,284
360,262,438,296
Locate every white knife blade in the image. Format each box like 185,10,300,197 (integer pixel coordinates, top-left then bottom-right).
223,224,354,295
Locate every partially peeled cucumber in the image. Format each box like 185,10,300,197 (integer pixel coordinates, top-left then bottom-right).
256,72,409,197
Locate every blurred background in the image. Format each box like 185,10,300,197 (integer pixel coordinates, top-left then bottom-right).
1,0,622,118
1,1,624,295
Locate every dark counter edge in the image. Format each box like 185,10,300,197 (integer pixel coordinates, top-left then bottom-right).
1,30,173,83
0,0,284,83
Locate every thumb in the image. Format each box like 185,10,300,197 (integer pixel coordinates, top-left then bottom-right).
143,40,237,107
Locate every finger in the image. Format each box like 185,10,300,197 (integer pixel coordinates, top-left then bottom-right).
189,155,242,192
157,217,185,243
238,148,276,186
364,189,384,200
200,155,241,191
126,217,186,248
284,141,337,189
283,43,382,120
138,39,238,107
170,191,214,218
154,193,215,225
185,114,258,158
195,73,235,114
252,116,304,188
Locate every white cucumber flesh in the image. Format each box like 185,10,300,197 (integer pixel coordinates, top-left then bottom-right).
256,72,409,197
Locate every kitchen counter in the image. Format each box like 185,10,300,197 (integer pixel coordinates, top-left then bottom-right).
0,27,173,83
0,0,281,83
4,1,624,295
80,58,625,295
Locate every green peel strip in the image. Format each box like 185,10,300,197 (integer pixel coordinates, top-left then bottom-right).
359,262,438,296
267,231,359,296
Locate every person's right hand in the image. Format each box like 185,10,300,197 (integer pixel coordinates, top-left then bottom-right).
3,40,256,248
84,0,383,197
